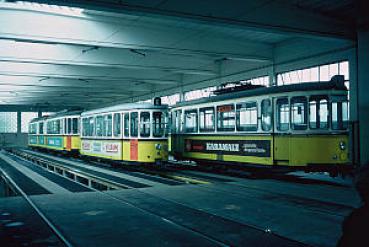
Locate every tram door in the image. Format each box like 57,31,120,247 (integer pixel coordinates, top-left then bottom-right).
273,97,290,166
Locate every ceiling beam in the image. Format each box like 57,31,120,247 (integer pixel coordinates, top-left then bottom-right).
3,0,354,40
0,58,217,76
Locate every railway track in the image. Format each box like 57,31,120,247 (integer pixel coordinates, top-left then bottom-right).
0,165,72,247
3,151,340,246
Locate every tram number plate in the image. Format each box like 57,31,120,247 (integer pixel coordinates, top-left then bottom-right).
185,139,271,157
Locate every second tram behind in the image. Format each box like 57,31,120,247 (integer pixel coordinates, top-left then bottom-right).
80,102,169,164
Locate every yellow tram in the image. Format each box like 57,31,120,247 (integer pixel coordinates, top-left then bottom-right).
28,111,81,154
170,76,350,174
80,102,169,164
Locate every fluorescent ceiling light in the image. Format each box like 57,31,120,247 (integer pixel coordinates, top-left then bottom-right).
12,1,85,17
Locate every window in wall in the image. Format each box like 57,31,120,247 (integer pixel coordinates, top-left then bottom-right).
113,113,121,137
277,61,350,86
217,104,235,131
276,98,289,131
291,97,307,130
236,102,258,131
241,76,269,87
140,112,150,137
124,113,129,137
199,107,215,132
161,93,180,106
42,112,54,117
0,112,17,133
184,87,216,101
130,112,138,137
21,112,38,133
184,110,198,133
261,99,272,131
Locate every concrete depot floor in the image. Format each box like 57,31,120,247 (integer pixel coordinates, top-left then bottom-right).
19,179,360,247
0,152,361,247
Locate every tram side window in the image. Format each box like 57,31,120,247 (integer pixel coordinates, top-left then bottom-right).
105,114,112,137
39,122,44,134
72,118,79,134
140,112,150,137
113,113,121,137
82,118,88,136
236,102,257,131
261,99,272,131
49,120,61,134
89,117,95,136
291,97,307,130
46,121,51,134
124,113,129,137
217,104,235,131
130,112,138,137
332,100,349,130
184,110,198,133
199,107,215,132
276,98,289,131
30,123,37,134
174,110,182,133
95,115,104,137
153,112,165,137
309,97,329,129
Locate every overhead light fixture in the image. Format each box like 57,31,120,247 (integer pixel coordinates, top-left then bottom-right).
82,46,99,54
78,78,90,83
14,1,85,17
38,77,50,82
130,49,146,57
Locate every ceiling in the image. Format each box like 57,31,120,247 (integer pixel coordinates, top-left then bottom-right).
0,0,359,109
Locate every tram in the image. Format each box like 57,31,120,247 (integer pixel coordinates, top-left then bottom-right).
80,102,169,164
28,111,81,154
170,75,350,174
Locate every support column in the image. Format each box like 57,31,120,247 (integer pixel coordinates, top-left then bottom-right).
179,74,185,102
357,30,369,165
17,111,21,134
269,63,277,86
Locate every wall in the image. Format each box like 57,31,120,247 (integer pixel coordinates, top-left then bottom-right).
0,133,28,148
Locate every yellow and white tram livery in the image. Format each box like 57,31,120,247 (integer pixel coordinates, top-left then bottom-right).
170,76,350,173
28,111,81,153
80,103,168,164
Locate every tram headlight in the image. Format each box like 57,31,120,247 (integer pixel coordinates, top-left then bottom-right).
339,141,346,150
155,144,162,150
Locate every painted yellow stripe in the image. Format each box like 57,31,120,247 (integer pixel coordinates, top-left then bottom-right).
169,175,210,184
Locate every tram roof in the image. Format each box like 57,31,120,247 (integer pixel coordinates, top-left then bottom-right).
81,102,168,116
174,76,347,108
30,110,83,123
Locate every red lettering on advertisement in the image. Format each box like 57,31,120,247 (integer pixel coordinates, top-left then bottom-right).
82,142,91,150
106,143,119,153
